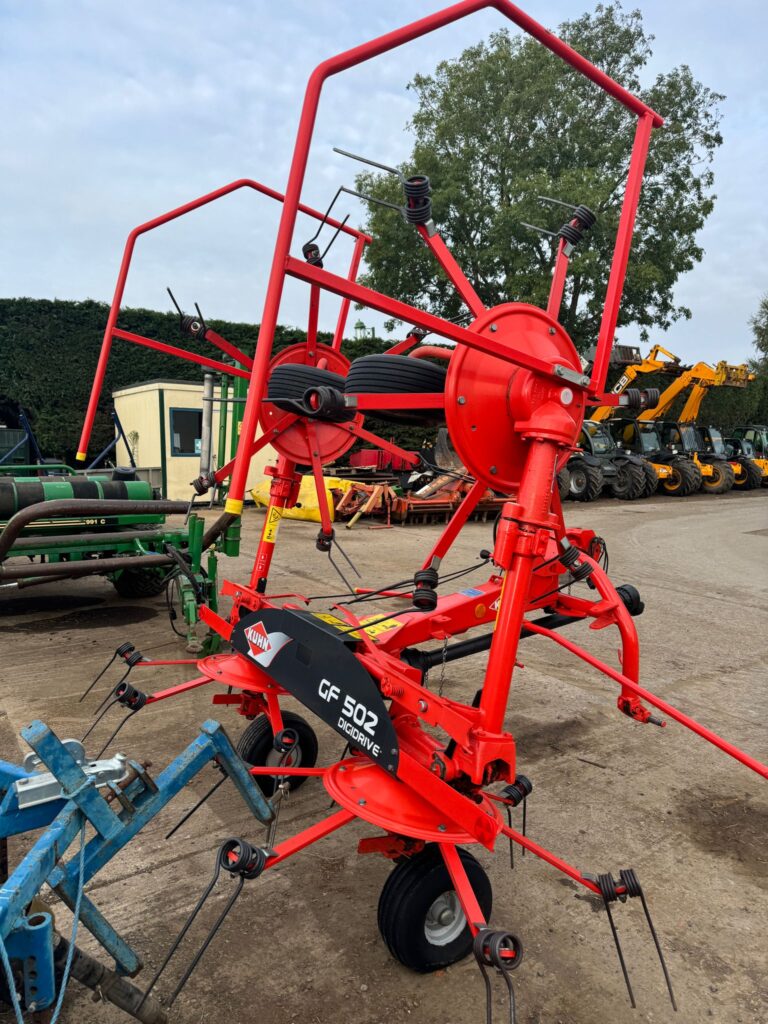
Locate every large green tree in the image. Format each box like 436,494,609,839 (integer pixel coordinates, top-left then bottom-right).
749,293,768,368
357,3,723,351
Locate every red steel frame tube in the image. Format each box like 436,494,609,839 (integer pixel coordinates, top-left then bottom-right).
223,0,662,514
589,113,655,394
285,256,571,380
332,234,367,350
421,478,488,569
417,226,486,317
111,328,251,380
202,328,253,370
546,237,570,318
76,178,369,461
523,620,768,779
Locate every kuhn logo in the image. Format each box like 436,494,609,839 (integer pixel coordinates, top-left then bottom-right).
245,622,272,656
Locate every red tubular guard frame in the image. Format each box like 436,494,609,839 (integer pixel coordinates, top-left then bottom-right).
76,179,371,461
222,0,662,512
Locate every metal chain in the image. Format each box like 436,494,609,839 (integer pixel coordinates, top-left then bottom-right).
438,636,448,698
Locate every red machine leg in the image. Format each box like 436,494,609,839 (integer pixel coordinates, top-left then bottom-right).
481,440,561,733
248,457,302,591
440,843,488,934
263,809,356,870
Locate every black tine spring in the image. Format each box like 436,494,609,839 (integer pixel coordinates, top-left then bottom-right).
598,873,636,1008
619,869,677,1011
165,771,228,841
473,928,523,1024
81,695,121,744
94,709,139,759
139,838,266,1011
78,642,136,703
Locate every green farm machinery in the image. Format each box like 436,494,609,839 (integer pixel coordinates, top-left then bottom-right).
0,467,239,652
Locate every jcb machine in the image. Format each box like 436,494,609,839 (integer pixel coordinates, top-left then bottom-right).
731,424,768,485
608,418,702,496
590,344,700,494
566,419,649,501
637,360,756,493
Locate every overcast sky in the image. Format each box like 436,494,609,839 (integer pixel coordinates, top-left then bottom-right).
1,0,766,365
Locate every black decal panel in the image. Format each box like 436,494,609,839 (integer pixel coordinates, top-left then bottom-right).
232,609,399,772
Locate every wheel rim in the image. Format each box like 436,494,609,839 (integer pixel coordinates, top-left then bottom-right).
424,891,466,946
569,468,587,493
665,468,682,491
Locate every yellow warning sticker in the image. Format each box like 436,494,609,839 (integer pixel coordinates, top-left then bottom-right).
309,611,402,641
312,612,346,628
262,507,283,544
358,615,402,638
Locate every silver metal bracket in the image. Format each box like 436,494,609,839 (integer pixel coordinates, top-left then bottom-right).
15,743,129,809
553,363,590,387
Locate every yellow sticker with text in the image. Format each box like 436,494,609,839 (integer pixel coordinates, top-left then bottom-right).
358,615,402,638
309,612,402,641
262,507,283,544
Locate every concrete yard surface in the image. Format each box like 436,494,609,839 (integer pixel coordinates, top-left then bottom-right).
0,490,766,1024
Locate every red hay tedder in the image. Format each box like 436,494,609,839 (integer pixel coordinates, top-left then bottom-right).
71,2,766,1018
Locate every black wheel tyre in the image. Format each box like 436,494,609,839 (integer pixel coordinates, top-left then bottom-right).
267,364,346,400
556,467,570,501
112,567,167,599
609,460,646,500
236,712,318,796
661,459,698,497
641,461,659,497
700,461,734,495
345,354,446,424
568,461,603,502
734,459,763,490
377,845,492,972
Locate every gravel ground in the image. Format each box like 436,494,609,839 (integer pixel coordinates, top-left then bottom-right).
0,488,766,1024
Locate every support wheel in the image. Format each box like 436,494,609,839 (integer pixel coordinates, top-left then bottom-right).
567,461,603,502
236,711,318,796
111,567,167,599
609,460,646,500
377,845,492,972
641,461,658,497
700,460,734,494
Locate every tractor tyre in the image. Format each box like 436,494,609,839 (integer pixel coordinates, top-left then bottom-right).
700,461,734,495
733,459,763,490
661,460,699,497
345,354,446,424
641,461,659,497
111,567,167,599
568,462,604,502
609,460,646,500
236,711,318,797
267,364,346,399
377,845,493,973
557,467,570,501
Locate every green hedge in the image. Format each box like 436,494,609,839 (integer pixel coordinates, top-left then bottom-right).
2,297,764,466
